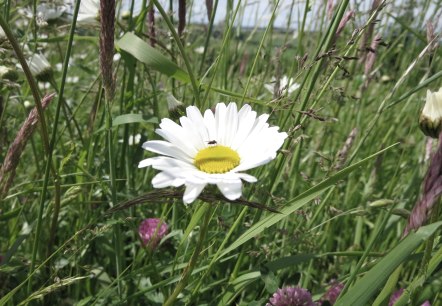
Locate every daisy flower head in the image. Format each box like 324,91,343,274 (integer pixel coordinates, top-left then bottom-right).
139,102,288,204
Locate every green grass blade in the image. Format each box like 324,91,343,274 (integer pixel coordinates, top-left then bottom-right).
219,143,399,260
116,32,190,83
335,221,442,306
112,113,158,126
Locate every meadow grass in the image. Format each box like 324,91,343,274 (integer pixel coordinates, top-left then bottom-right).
1,0,442,305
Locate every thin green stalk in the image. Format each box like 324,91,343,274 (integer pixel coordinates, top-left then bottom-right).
297,0,309,56
26,0,81,294
188,206,248,303
201,0,242,108
0,14,50,154
198,0,219,76
240,0,280,104
152,0,201,107
419,198,441,276
336,207,393,301
106,94,123,296
164,204,213,306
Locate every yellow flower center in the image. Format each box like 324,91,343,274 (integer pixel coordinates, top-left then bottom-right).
194,145,240,174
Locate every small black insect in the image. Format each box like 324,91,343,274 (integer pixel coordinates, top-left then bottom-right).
207,140,217,145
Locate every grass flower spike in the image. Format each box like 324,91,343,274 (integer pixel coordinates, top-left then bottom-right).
419,88,442,138
139,102,287,204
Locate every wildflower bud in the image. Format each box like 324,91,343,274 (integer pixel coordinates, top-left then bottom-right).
28,54,53,82
138,218,168,249
368,199,395,208
267,286,315,306
391,208,410,219
0,65,19,81
419,88,442,138
23,100,33,108
167,93,185,120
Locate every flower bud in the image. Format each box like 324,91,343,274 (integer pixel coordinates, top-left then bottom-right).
419,88,442,138
167,93,185,120
0,65,19,81
28,54,53,82
138,218,168,249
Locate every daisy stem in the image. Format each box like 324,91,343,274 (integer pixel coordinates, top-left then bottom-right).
152,0,201,107
164,204,213,306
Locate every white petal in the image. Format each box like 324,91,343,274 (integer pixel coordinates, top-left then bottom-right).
236,114,270,157
235,173,258,183
231,105,258,150
159,118,200,153
234,156,275,172
224,102,238,146
183,183,206,203
180,111,207,150
203,109,216,142
139,158,155,168
236,129,287,171
217,180,242,200
215,103,227,145
142,140,193,163
186,106,210,145
141,156,196,173
152,172,185,188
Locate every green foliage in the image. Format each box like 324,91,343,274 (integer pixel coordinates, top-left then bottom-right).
1,0,442,305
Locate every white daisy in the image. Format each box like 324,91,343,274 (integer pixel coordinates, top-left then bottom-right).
264,75,300,96
64,0,99,26
139,102,288,204
36,3,67,22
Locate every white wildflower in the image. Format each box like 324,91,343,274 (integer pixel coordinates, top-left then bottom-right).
139,102,287,204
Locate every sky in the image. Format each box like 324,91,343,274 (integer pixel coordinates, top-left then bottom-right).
121,0,439,33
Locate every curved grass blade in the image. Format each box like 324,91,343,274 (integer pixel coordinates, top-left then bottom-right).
335,221,442,306
218,143,399,260
116,32,190,83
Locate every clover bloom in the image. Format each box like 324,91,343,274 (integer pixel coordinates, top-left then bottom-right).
138,218,168,248
389,289,431,306
419,88,442,138
267,286,315,306
319,281,344,305
139,102,287,203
